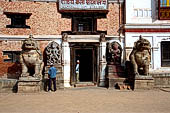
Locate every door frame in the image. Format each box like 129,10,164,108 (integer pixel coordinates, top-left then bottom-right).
70,42,99,85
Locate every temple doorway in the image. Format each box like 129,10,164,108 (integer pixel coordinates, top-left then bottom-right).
76,49,93,82
70,43,99,86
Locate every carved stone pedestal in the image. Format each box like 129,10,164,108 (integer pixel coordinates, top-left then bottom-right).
106,64,125,89
18,77,41,93
134,75,154,89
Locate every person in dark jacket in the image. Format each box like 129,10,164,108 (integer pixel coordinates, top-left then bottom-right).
48,64,57,92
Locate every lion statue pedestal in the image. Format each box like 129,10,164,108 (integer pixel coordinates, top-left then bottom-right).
18,35,43,93
128,36,154,90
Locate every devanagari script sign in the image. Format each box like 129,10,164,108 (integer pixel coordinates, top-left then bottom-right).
59,0,108,10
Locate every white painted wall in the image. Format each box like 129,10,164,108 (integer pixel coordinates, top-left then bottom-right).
125,32,170,73
125,0,170,73
125,0,170,24
125,0,153,24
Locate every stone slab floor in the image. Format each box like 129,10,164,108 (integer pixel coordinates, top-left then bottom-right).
0,87,170,113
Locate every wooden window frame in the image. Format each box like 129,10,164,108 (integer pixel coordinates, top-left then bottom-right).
4,12,32,28
158,0,170,20
72,16,96,35
3,51,21,63
161,41,170,67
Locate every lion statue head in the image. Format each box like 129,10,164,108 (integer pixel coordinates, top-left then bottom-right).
22,34,38,50
135,35,151,52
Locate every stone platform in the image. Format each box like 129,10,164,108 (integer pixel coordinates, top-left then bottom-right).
152,73,170,88
74,82,96,87
17,77,41,93
106,64,126,89
134,75,154,89
0,79,17,93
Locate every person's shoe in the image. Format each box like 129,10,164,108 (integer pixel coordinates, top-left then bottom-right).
48,90,52,92
53,90,56,92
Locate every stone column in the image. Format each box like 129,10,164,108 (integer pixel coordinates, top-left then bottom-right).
99,34,107,87
62,33,71,87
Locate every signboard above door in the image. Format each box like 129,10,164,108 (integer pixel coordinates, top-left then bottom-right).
59,0,108,11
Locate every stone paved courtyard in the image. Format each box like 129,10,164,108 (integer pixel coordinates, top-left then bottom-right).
0,87,170,113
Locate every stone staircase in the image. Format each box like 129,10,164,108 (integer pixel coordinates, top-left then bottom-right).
113,78,131,90
106,64,132,90
0,79,18,93
74,82,96,87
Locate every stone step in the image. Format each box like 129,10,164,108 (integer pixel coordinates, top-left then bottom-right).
74,82,96,87
0,79,18,93
107,77,131,89
115,82,131,90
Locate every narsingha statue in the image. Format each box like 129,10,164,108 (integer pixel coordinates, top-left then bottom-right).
45,41,61,65
129,35,151,75
20,35,44,78
106,41,122,65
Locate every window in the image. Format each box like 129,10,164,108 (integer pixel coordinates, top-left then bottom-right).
133,9,151,18
138,10,143,17
3,51,21,63
72,16,95,34
74,17,93,32
134,10,138,17
161,41,170,67
148,10,152,17
4,12,31,28
144,10,148,17
159,0,170,20
78,24,84,32
160,0,170,7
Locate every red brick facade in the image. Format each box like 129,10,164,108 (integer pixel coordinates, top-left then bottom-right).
0,1,124,78
0,1,71,35
0,40,49,78
0,41,22,78
0,1,123,35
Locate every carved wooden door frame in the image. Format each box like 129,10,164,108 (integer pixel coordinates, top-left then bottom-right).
69,42,99,85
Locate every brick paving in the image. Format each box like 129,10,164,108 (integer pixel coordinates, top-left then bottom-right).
0,87,170,113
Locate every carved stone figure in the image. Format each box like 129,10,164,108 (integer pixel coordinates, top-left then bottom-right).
62,33,68,42
46,41,61,65
106,41,122,65
100,33,105,42
129,35,151,75
20,35,43,78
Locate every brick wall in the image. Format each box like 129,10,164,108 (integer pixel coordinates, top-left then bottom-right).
0,1,124,78
0,40,50,78
0,41,22,78
0,1,72,35
0,1,123,36
97,3,124,36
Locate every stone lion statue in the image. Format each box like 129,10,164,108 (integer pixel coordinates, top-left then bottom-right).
129,35,151,75
20,35,44,78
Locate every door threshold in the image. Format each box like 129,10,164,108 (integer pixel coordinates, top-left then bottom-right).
74,82,96,87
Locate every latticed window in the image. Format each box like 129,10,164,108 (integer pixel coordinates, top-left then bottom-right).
76,17,93,32
161,41,170,67
160,0,170,7
72,17,94,34
3,51,21,63
159,0,170,19
4,12,31,28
